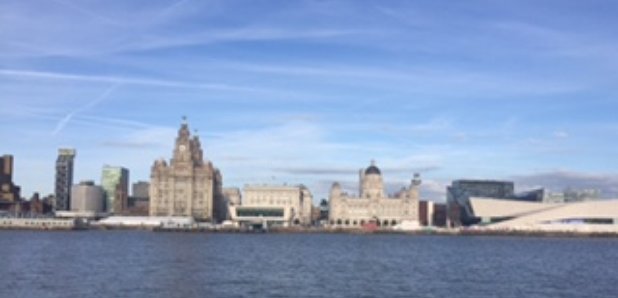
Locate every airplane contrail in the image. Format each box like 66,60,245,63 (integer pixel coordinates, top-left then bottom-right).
52,83,121,136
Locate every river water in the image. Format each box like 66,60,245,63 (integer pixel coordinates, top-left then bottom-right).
0,231,616,298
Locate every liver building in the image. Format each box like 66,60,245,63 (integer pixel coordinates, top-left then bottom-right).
149,119,224,222
329,161,421,228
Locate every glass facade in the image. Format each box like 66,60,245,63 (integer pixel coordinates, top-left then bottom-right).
237,208,284,217
101,166,129,213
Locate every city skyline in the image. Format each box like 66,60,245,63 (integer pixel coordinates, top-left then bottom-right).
2,1,618,200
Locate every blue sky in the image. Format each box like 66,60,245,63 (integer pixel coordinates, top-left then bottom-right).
2,0,618,201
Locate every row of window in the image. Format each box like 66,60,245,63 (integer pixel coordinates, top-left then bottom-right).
330,219,399,226
1,220,73,226
245,199,294,206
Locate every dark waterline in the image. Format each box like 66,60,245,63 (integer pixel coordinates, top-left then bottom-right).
1,231,616,298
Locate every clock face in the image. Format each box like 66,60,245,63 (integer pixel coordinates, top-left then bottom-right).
179,145,186,151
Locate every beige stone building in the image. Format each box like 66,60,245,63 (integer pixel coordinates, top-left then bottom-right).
149,119,223,222
227,184,314,227
329,162,421,228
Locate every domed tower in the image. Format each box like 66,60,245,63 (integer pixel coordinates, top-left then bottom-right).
408,173,422,200
360,160,385,199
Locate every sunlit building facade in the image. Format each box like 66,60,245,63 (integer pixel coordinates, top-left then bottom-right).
149,119,224,222
328,162,421,228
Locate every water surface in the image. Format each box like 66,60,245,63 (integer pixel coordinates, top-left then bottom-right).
1,231,616,297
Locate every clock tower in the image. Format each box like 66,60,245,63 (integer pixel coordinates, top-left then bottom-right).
149,117,224,222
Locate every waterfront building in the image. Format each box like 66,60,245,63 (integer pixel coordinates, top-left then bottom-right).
0,155,21,207
149,119,224,222
431,203,448,227
227,184,313,227
328,161,421,228
127,181,150,215
132,181,150,199
71,180,104,213
55,148,76,211
101,166,129,214
446,180,516,227
95,216,196,229
219,187,241,221
468,197,618,233
223,187,241,206
446,179,589,227
0,217,82,230
419,201,435,226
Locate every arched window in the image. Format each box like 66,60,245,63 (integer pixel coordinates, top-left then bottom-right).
344,220,350,225
330,220,334,225
360,220,365,225
353,220,357,226
336,219,342,225
383,220,389,226
391,220,397,226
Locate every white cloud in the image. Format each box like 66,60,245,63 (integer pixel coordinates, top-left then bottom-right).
512,170,618,198
0,69,260,92
554,131,569,139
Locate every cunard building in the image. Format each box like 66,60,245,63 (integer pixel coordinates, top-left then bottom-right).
149,119,224,222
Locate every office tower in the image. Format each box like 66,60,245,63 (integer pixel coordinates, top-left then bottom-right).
54,149,76,211
101,166,129,214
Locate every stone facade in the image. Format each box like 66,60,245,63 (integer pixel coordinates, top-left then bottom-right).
149,120,223,222
329,162,421,228
239,185,313,225
71,181,104,213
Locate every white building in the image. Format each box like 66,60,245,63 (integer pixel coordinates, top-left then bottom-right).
329,161,421,228
71,180,104,213
469,197,618,233
227,184,313,227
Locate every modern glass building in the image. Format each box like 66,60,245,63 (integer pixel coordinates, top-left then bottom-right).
101,166,129,214
54,149,76,211
447,180,515,227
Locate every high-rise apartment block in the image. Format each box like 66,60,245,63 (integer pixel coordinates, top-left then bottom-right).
54,149,76,211
0,155,21,204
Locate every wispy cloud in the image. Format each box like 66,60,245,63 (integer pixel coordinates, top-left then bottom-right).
274,165,440,176
99,126,177,149
0,69,263,92
553,131,569,139
52,83,120,135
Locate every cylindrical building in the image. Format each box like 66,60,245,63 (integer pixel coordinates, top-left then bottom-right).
71,181,104,213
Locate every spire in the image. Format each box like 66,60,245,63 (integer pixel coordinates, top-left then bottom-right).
177,117,190,139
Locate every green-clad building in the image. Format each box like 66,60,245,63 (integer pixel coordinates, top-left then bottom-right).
101,166,129,214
